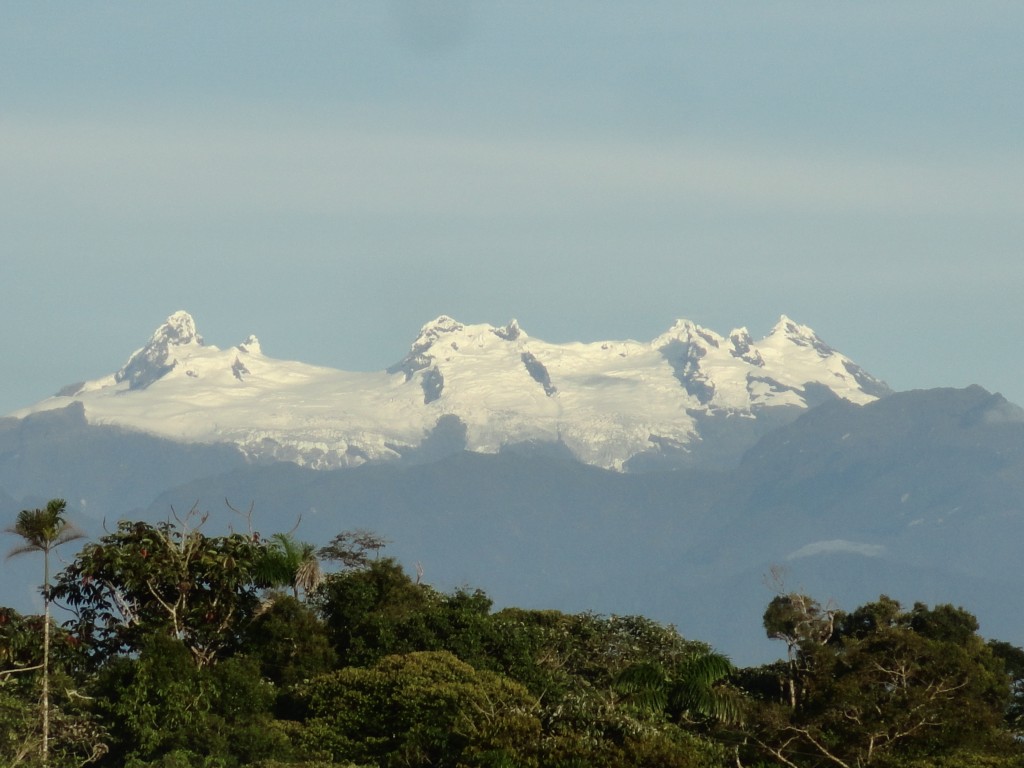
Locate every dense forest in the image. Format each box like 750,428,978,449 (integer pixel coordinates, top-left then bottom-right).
3,500,1023,768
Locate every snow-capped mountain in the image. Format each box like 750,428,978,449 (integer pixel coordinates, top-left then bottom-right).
10,311,890,471
5,318,1023,664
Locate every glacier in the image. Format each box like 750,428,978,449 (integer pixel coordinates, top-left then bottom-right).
9,311,890,471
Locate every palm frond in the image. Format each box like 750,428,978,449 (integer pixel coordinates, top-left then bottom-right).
678,651,735,686
669,651,744,725
6,500,84,560
672,681,747,725
53,524,86,548
294,556,323,596
615,662,671,714
254,533,322,597
6,542,43,559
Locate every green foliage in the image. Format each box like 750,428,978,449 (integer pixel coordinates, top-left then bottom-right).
314,557,424,664
538,726,725,768
0,685,39,766
315,558,500,669
315,570,731,764
298,650,541,767
491,609,705,696
484,609,726,766
763,592,837,654
244,595,336,691
6,498,88,767
0,607,41,674
898,751,1024,768
124,751,227,768
988,638,1024,734
6,499,85,566
907,601,979,644
4,507,1022,768
0,607,107,767
91,633,287,768
255,534,322,600
616,652,743,725
52,516,271,666
91,632,209,763
740,595,1018,767
202,655,282,758
620,727,727,768
317,529,388,570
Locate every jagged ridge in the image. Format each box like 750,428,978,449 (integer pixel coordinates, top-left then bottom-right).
10,311,891,471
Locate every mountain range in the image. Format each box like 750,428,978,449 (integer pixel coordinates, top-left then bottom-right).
10,311,889,471
2,312,1022,664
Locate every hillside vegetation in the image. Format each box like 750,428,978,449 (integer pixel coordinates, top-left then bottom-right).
2,503,1023,768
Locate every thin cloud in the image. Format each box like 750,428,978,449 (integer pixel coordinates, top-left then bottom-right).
2,113,1021,223
786,540,887,560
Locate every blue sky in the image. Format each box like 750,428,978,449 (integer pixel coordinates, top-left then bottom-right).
2,2,1023,415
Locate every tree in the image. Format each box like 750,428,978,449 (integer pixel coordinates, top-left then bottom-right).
739,595,1018,767
298,651,541,767
314,557,434,666
90,632,287,768
0,609,45,767
485,609,726,766
51,514,271,667
255,533,322,601
762,592,837,710
243,595,336,720
6,499,85,766
615,651,743,726
316,529,388,570
988,639,1024,736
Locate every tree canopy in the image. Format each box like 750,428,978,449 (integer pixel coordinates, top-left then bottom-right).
0,506,1021,768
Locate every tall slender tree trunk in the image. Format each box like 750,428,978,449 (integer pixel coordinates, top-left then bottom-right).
42,547,50,767
6,499,84,768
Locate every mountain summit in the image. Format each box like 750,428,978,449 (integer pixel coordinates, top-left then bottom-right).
10,311,890,470
116,310,206,391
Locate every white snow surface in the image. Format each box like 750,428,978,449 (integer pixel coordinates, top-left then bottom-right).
10,311,889,471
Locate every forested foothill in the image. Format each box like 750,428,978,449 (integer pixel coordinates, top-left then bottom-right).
3,501,1024,768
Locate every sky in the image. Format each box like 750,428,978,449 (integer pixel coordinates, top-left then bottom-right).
2,2,1023,416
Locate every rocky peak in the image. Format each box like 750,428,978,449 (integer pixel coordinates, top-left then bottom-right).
387,315,464,380
729,327,765,366
115,311,204,391
768,314,834,357
656,319,725,350
237,335,262,355
492,318,522,341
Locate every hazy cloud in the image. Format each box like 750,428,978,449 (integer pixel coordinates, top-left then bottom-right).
2,113,1021,224
786,540,886,560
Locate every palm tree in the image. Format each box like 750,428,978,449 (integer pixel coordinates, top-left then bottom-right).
256,533,323,600
6,498,85,767
615,650,744,726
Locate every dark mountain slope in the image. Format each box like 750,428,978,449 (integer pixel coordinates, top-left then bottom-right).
1,387,1022,664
